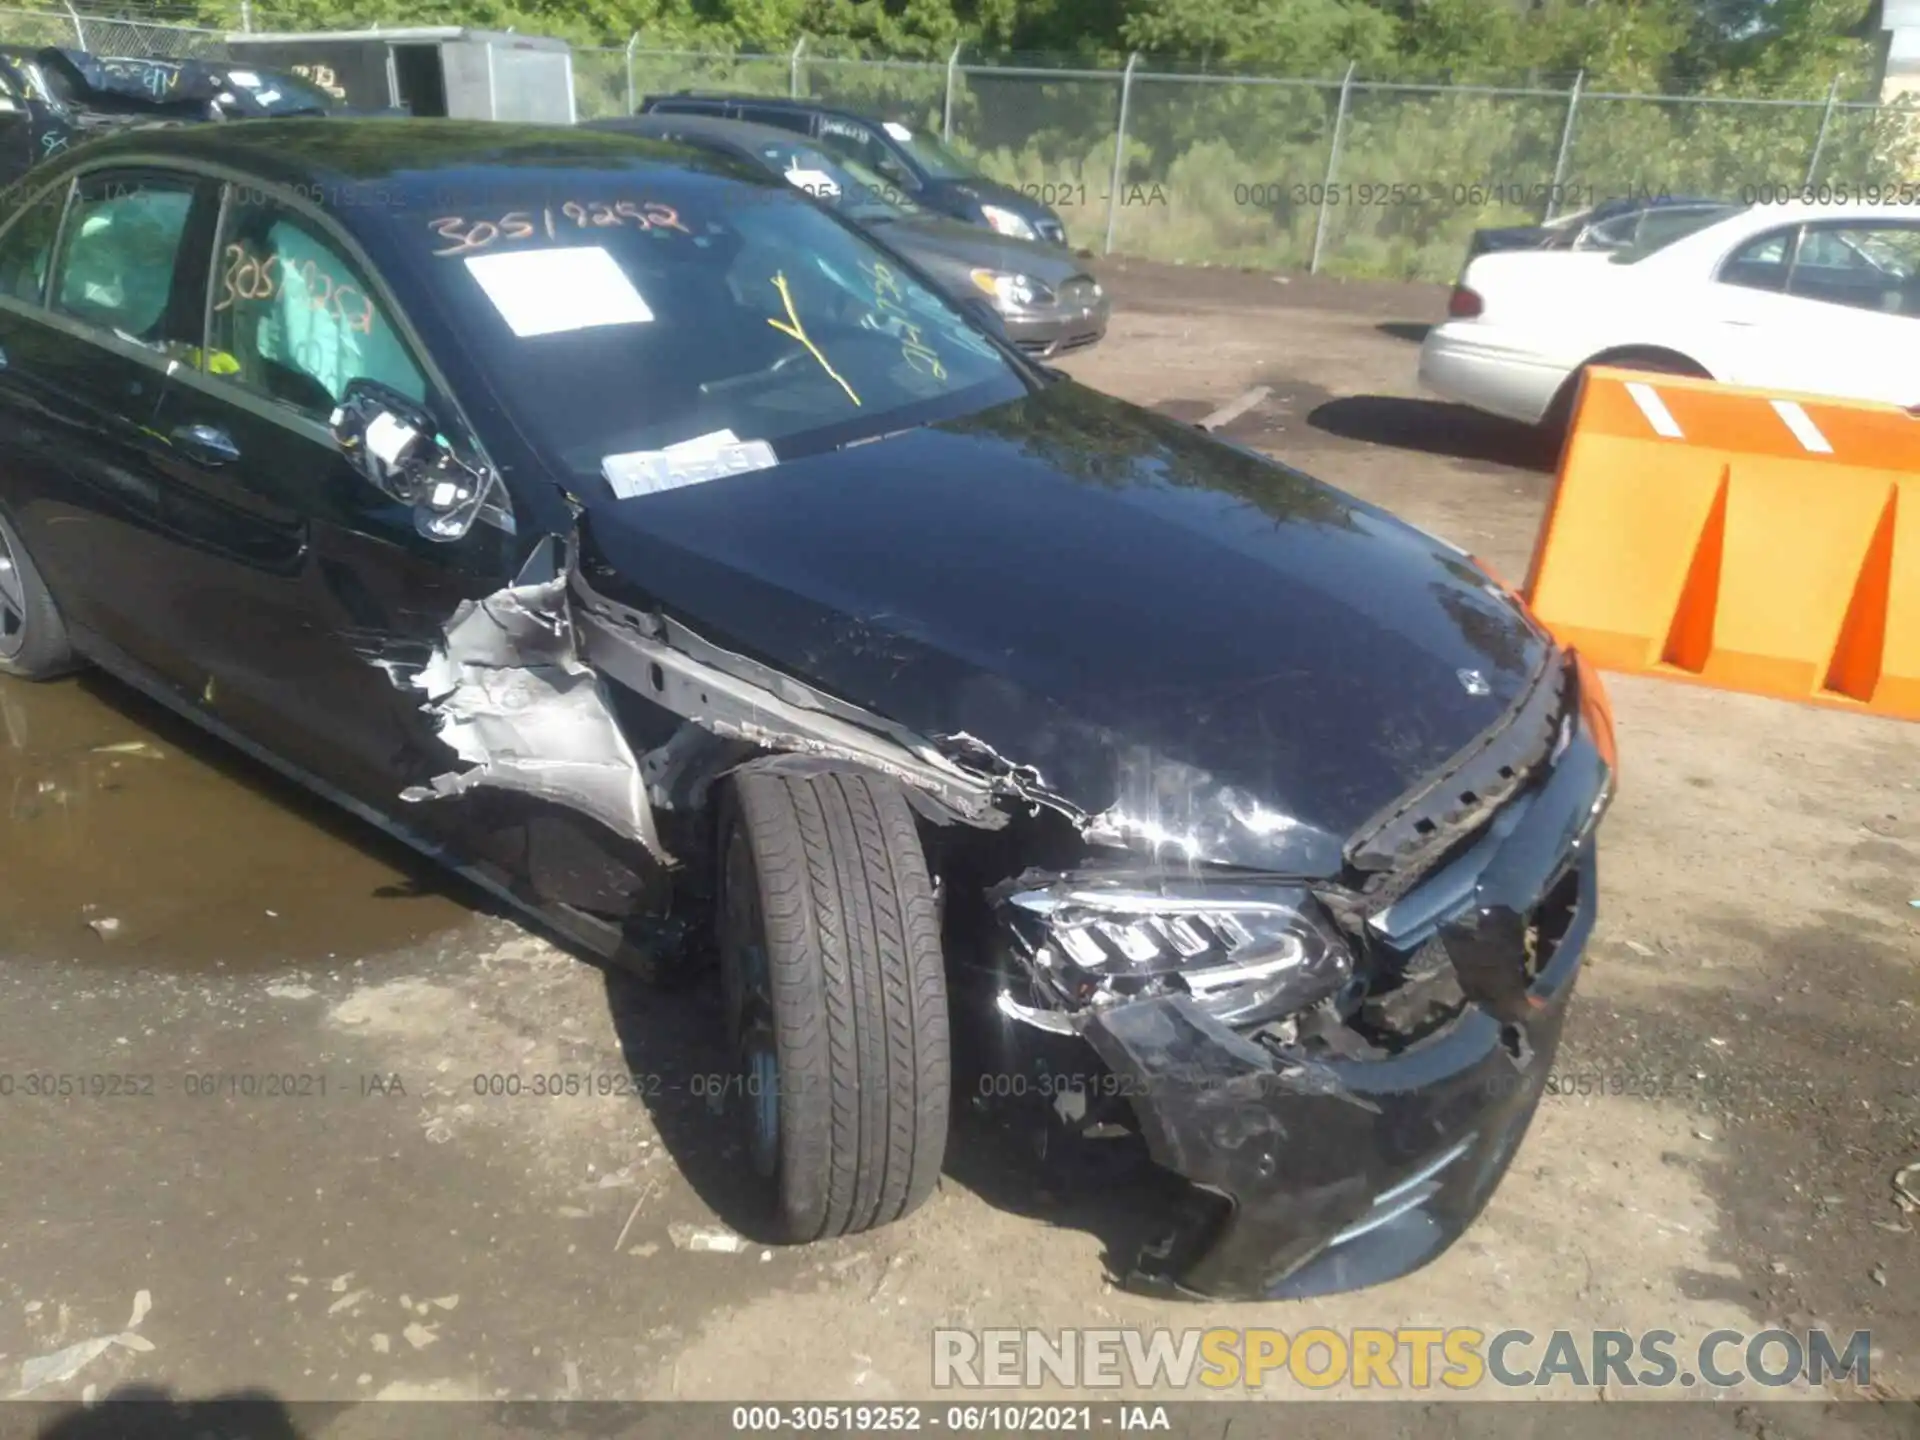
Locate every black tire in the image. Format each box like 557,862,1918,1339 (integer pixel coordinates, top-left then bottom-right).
1540,352,1710,446
0,508,77,680
717,766,950,1241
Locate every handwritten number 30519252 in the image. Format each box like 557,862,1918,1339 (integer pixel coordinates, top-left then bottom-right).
428,201,691,257
213,244,377,335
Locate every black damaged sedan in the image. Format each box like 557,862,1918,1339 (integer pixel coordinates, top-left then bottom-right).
0,120,1617,1300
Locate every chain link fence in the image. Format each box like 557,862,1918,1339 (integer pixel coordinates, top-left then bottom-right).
610,44,1918,280
0,5,222,57
0,3,1912,282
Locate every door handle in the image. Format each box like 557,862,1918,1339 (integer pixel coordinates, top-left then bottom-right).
171,423,241,467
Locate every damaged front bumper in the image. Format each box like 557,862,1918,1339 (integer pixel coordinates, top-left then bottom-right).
1029,659,1613,1301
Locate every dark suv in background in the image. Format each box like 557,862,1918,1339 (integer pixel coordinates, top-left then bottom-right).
636,91,1070,248
588,113,1109,358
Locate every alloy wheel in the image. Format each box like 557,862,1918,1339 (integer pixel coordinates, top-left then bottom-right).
0,524,28,661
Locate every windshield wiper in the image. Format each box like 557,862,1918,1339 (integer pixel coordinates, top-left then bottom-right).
836,426,918,451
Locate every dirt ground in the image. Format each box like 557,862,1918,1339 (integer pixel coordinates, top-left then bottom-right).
0,256,1915,1421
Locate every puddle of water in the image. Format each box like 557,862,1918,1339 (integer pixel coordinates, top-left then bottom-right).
0,673,479,973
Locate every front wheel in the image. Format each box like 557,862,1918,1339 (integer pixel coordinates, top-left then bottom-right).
0,509,77,680
717,766,950,1241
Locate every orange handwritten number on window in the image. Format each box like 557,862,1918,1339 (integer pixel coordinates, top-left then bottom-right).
214,242,242,311
431,202,691,253
332,285,375,336
300,258,333,313
641,202,689,234
428,216,469,255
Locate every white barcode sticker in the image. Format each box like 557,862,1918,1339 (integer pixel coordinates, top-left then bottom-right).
602,433,777,499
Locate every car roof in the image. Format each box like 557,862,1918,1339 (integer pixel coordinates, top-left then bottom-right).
1729,197,1920,222
644,91,894,125
589,112,815,154
24,117,752,199
1616,195,1920,269
1681,198,1920,247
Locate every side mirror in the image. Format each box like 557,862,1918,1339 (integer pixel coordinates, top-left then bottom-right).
329,378,492,542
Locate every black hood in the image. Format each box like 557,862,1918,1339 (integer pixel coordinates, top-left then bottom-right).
577,384,1551,876
878,213,1088,286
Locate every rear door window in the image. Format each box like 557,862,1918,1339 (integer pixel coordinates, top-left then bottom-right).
0,182,68,303
816,116,908,184
53,171,203,348
1787,222,1920,315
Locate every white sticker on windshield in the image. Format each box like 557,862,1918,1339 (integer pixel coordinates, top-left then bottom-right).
464,246,654,339
228,69,261,87
255,89,281,104
603,432,778,500
882,121,913,142
785,167,841,198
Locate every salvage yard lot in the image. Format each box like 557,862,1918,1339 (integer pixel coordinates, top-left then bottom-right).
0,259,1915,1413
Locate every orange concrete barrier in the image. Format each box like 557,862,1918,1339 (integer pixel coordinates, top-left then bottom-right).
1522,366,1919,722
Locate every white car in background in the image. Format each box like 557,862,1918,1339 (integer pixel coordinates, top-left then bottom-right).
1419,199,1920,434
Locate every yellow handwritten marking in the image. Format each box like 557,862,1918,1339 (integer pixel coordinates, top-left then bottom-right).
766,271,860,408
864,260,945,380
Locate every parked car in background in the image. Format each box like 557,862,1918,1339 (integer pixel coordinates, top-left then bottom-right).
586,113,1108,358
1422,199,1920,435
0,45,354,189
636,91,1070,247
35,48,349,120
1462,194,1738,270
0,118,1613,1302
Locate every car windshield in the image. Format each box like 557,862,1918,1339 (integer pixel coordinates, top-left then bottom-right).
1608,205,1741,263
407,167,1026,491
878,121,972,180
232,68,337,114
0,56,53,105
745,137,922,223
1542,207,1593,234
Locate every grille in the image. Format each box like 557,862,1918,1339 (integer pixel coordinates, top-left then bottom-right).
1058,277,1099,306
1349,654,1573,902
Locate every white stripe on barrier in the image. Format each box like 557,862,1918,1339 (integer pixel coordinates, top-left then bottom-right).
1770,399,1834,454
1625,381,1685,439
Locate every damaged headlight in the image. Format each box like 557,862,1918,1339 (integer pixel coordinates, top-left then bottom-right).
998,876,1354,1028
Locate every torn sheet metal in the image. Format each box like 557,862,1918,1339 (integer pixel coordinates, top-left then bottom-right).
398,572,665,863
571,566,1006,828
931,730,1078,816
